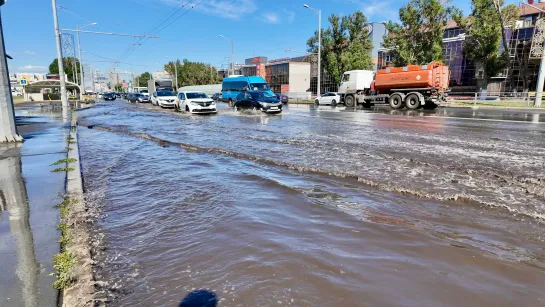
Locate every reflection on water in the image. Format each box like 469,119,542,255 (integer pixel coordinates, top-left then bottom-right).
0,144,39,307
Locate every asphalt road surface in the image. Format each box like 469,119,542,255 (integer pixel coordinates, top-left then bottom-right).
78,100,545,306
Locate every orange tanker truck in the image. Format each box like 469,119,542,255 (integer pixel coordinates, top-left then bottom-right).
337,62,450,109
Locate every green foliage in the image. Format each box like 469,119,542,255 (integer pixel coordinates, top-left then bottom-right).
48,57,81,83
383,0,460,66
455,0,519,88
164,60,219,88
52,251,76,289
136,72,152,87
51,158,77,166
114,83,123,92
306,11,374,87
51,167,75,173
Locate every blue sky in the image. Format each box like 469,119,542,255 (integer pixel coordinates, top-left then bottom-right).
4,0,480,77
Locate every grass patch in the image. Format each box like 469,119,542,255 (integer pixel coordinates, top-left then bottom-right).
51,167,75,173
52,251,76,289
51,158,77,166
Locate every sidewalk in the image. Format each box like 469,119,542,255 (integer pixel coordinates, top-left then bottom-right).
0,104,68,307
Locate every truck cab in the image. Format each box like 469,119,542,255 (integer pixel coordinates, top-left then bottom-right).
338,70,375,96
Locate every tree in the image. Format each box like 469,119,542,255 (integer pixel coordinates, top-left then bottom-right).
164,59,219,87
306,11,374,86
137,72,151,87
48,57,80,83
114,83,123,92
383,0,460,66
455,0,519,89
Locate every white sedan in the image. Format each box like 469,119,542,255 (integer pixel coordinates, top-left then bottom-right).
175,91,217,114
314,92,341,106
151,90,177,108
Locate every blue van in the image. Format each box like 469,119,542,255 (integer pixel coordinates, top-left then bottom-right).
221,76,273,106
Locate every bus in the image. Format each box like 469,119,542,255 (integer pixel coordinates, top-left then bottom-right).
221,76,273,106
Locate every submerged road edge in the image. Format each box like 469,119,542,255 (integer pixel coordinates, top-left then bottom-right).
60,113,95,307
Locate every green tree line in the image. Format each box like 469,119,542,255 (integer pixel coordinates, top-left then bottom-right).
164,59,219,88
307,0,521,90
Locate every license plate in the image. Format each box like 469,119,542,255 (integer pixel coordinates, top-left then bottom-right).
270,107,278,110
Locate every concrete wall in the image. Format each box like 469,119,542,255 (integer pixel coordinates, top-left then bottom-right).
288,62,310,93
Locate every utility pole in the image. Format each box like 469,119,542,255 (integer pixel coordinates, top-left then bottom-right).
174,59,178,92
52,0,69,118
0,5,23,142
304,4,321,97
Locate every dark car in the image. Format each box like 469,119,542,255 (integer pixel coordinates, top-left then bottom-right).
275,93,289,104
103,92,116,101
234,91,282,113
211,93,221,101
127,93,139,103
115,92,122,99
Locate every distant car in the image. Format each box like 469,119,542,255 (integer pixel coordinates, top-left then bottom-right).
103,92,116,101
97,93,104,99
151,90,177,108
315,92,340,106
140,89,149,97
275,93,289,104
211,93,221,101
127,93,138,103
12,91,23,97
234,91,282,113
137,94,150,103
176,91,217,114
115,92,122,99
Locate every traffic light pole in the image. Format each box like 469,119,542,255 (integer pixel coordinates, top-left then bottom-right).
0,8,23,142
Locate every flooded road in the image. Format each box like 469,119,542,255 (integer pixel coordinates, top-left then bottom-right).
78,101,545,306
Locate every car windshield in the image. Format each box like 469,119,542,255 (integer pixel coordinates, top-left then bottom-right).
250,92,275,99
186,92,208,99
140,90,148,93
157,91,175,96
250,83,270,91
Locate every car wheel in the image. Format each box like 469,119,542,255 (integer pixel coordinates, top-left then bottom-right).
185,106,190,113
331,99,337,106
228,99,234,107
314,99,319,105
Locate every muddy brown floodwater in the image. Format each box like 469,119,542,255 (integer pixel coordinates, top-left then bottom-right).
78,101,545,306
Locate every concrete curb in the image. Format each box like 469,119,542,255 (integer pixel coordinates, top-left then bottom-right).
61,114,94,307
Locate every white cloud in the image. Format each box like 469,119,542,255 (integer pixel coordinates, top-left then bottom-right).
362,1,399,21
18,65,47,71
161,0,257,20
282,9,295,23
262,12,279,24
24,50,37,56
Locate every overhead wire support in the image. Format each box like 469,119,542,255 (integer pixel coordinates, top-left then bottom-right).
59,29,159,38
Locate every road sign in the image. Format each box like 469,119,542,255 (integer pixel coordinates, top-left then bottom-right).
19,78,27,86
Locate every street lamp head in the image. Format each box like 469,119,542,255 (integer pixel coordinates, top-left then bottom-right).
303,4,309,8
219,35,225,38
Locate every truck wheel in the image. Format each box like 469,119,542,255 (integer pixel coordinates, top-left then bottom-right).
345,95,355,107
389,94,403,109
423,102,438,110
405,93,421,110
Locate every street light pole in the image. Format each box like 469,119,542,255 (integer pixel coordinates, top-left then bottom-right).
219,35,234,76
304,4,321,97
523,1,545,107
76,23,97,97
0,6,23,142
52,0,69,119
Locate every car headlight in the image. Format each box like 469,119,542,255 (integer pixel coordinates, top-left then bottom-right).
259,101,269,107
190,101,199,106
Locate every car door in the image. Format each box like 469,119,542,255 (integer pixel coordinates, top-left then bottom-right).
178,93,186,110
234,92,245,104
